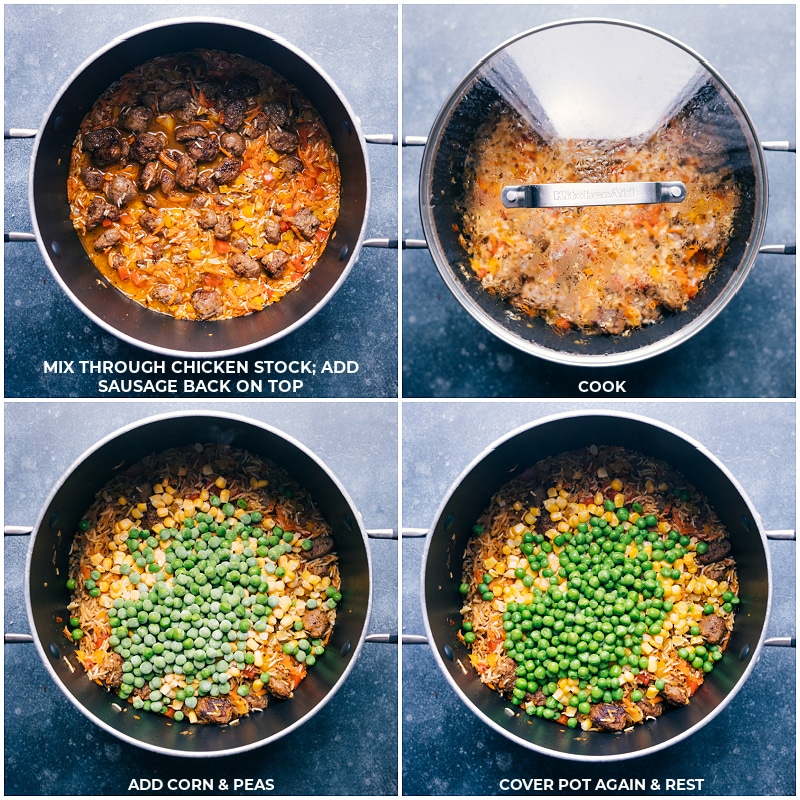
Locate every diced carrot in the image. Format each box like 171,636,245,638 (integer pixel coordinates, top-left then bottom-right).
314,228,329,243
214,239,230,255
130,270,147,288
119,214,134,225
117,264,131,281
203,273,223,287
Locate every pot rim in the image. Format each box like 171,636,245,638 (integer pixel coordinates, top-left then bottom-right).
420,409,773,761
24,409,373,757
28,15,371,359
419,17,769,367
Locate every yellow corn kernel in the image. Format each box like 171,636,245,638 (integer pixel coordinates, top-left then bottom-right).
215,476,227,489
117,496,128,506
613,492,625,508
163,517,175,528
153,483,164,494
646,685,660,700
89,553,104,566
577,509,591,523
220,489,231,504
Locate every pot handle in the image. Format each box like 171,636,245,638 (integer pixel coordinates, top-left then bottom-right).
3,233,36,243
766,529,796,540
4,633,34,644
367,528,429,539
502,181,686,209
761,141,795,152
4,526,32,535
365,633,429,645
764,637,795,647
4,128,37,139
362,239,429,250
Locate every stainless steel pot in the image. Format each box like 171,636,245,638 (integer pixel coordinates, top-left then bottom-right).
421,411,790,760
419,19,793,366
26,17,370,357
22,411,371,757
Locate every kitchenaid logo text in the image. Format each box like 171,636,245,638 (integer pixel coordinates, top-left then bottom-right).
41,359,359,397
552,186,636,202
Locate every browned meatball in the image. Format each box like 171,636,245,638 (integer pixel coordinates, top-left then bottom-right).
243,112,269,139
228,252,262,279
138,211,161,233
150,284,180,306
302,608,330,639
160,169,176,195
221,98,247,131
213,213,232,241
191,287,223,320
278,156,303,175
262,250,289,279
269,128,300,154
214,158,242,185
195,696,234,724
589,703,628,732
197,171,218,193
175,123,209,142
300,535,335,560
80,165,105,191
139,161,160,192
186,136,219,162
82,126,127,167
129,132,164,164
264,218,282,245
636,698,663,719
245,692,268,711
159,87,192,113
119,105,153,134
85,196,120,230
291,208,321,239
219,131,246,157
264,102,290,128
176,124,219,162
198,209,217,230
266,669,294,700
94,227,122,251
698,614,727,645
105,175,138,208
660,683,689,706
175,153,198,190
696,539,731,565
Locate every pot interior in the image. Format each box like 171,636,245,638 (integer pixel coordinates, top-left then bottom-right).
423,413,770,760
32,20,369,356
422,20,766,364
27,414,371,756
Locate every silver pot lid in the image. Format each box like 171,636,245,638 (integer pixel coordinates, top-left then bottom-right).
422,19,767,364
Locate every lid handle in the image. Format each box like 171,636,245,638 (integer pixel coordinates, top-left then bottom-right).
502,181,686,209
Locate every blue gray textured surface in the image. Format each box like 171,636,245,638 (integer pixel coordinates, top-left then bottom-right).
402,4,796,398
4,401,398,795
4,4,398,398
401,401,795,795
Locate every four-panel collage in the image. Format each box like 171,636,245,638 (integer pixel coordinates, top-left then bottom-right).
3,3,796,798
